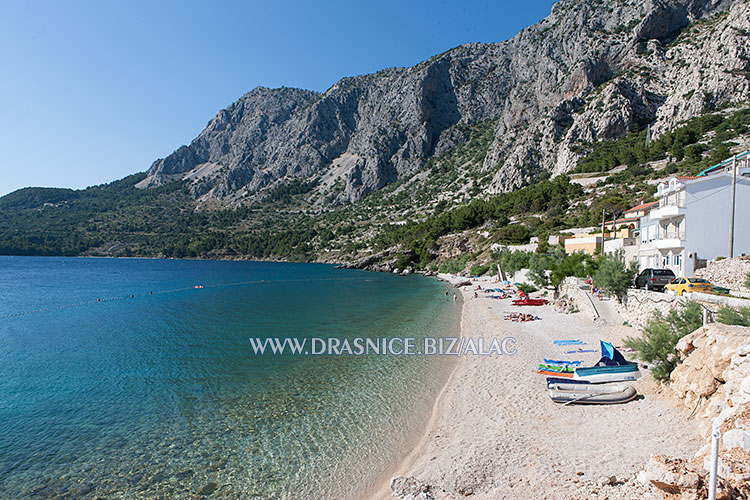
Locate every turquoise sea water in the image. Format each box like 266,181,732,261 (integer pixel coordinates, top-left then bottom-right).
0,257,460,499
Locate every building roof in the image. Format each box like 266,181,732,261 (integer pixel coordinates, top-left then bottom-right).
676,176,700,180
625,201,658,212
603,216,640,225
697,150,749,176
615,216,640,223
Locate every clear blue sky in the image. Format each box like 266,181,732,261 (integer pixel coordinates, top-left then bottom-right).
0,0,557,197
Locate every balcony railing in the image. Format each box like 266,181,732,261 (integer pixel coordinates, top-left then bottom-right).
658,230,686,240
658,197,686,209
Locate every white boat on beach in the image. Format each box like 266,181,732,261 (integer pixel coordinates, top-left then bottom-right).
548,382,637,404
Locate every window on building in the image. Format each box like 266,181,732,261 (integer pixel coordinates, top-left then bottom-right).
662,255,669,266
674,254,681,266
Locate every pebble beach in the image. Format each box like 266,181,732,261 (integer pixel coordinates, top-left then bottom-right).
372,274,705,500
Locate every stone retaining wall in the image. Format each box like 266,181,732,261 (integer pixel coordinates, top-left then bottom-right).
694,256,750,293
615,289,684,330
556,277,599,321
689,291,750,310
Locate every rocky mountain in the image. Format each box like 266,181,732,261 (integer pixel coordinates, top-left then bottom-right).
2,0,749,265
138,0,748,208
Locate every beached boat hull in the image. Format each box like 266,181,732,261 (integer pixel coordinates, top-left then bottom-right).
573,363,641,383
546,377,590,386
548,383,637,404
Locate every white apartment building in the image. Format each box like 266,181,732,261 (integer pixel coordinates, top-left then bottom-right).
639,152,750,276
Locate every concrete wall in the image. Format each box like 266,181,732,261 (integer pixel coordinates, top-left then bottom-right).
490,242,538,253
557,277,599,321
688,291,750,309
565,236,600,255
510,268,533,286
604,237,638,264
685,173,750,271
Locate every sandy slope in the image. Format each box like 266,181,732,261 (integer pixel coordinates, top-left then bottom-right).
372,276,703,500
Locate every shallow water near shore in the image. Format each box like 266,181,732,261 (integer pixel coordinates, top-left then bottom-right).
0,257,460,499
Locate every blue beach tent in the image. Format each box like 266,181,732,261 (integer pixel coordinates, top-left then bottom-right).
598,340,629,366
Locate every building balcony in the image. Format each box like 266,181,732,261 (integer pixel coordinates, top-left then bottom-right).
650,205,686,221
652,237,685,250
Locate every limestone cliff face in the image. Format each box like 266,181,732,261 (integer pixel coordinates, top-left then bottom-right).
139,0,748,205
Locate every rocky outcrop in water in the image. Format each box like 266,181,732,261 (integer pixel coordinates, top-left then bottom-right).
139,0,748,207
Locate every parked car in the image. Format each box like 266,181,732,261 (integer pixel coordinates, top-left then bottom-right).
634,268,676,291
664,277,713,296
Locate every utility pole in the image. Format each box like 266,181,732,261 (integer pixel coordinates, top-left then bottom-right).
601,208,606,254
612,213,617,238
729,155,737,258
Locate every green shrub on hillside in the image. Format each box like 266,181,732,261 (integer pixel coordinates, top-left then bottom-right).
469,263,491,276
393,253,412,270
716,305,750,327
374,175,582,259
440,255,471,274
497,224,531,245
625,301,703,381
572,107,750,176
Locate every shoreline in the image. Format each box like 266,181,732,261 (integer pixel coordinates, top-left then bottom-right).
366,273,472,500
369,274,704,500
365,278,466,500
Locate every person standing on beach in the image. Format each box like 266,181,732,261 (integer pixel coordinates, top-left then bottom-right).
453,293,457,302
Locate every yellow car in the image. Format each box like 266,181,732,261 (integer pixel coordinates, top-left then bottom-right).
664,277,713,296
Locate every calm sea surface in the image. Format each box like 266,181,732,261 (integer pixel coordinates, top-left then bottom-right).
0,257,459,499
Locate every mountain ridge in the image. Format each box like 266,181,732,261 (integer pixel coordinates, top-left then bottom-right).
137,0,746,208
1,0,749,270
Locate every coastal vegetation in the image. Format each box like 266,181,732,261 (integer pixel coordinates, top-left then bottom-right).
494,246,598,288
572,108,750,176
592,250,638,299
375,174,582,267
0,105,747,273
624,301,703,381
716,305,750,327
